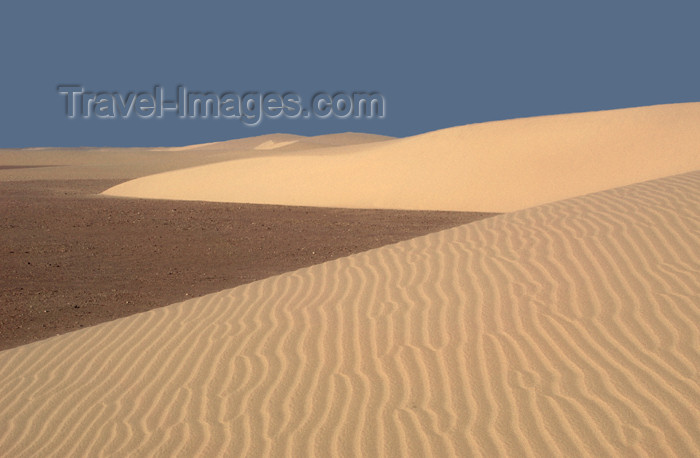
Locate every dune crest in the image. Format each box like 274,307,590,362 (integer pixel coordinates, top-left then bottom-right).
2,172,699,456
254,140,299,150
103,103,700,212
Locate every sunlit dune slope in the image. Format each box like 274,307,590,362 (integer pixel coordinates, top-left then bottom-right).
2,172,699,456
104,103,700,212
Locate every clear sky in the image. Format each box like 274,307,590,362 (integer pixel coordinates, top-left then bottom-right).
1,0,699,147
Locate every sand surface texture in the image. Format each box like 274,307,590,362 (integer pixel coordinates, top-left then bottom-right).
104,103,700,212
1,171,698,456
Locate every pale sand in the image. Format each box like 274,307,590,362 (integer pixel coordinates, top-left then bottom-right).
254,139,300,150
0,132,393,182
0,172,698,456
104,103,700,212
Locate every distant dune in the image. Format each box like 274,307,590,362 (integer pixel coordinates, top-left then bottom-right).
0,132,393,181
104,103,700,212
1,172,698,456
305,132,394,146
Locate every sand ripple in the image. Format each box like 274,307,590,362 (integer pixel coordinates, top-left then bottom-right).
1,172,699,456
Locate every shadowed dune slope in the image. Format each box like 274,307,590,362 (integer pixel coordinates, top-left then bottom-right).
104,103,700,212
1,171,699,456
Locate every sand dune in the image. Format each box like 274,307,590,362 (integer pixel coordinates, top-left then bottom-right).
306,132,394,146
0,132,393,182
104,103,700,212
254,139,300,150
1,171,698,456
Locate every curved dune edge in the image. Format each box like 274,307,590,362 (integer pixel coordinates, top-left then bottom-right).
104,103,700,212
2,171,700,456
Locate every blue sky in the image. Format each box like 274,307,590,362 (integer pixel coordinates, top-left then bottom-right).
1,1,699,147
